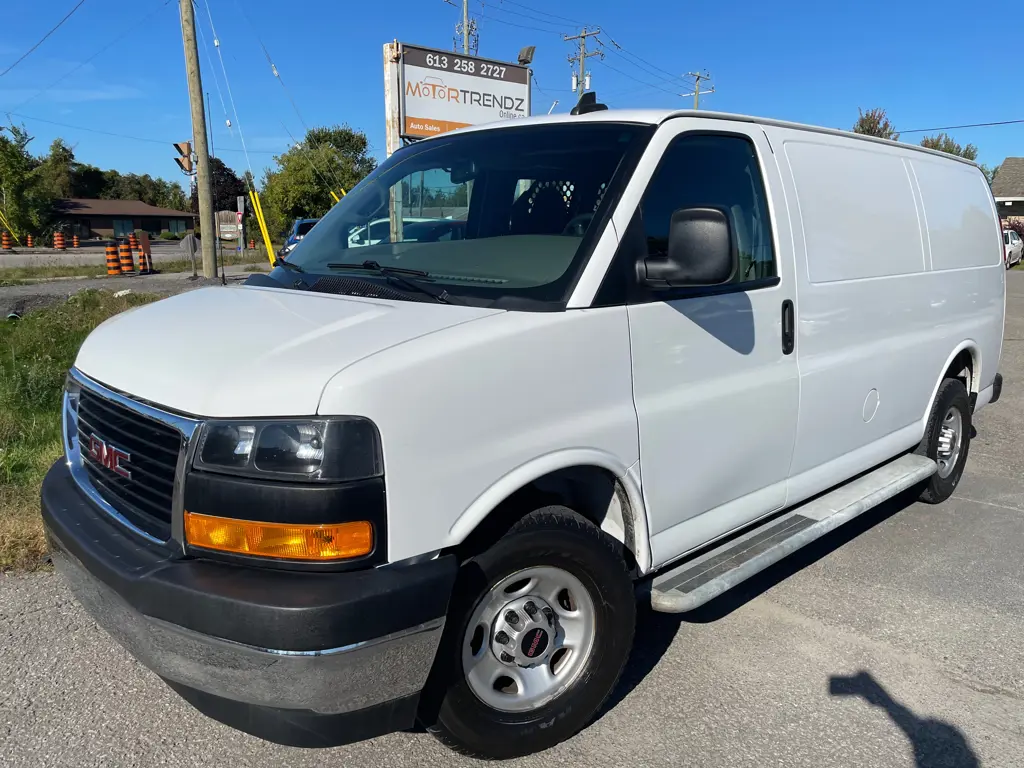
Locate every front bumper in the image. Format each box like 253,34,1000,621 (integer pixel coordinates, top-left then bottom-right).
42,459,457,746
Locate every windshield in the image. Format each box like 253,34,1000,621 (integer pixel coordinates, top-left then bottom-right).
285,123,649,307
296,220,319,236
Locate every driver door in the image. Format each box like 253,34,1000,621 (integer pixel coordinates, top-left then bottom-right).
626,122,800,567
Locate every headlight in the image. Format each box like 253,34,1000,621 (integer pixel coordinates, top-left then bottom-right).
194,418,382,482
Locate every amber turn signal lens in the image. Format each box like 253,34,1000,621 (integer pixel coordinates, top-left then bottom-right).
184,511,373,561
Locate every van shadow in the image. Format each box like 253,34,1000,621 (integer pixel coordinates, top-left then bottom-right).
829,671,979,768
668,290,755,355
600,488,920,716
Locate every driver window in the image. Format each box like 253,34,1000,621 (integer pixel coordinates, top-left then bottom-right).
641,134,776,283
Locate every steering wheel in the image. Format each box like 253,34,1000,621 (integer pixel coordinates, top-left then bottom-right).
561,213,594,237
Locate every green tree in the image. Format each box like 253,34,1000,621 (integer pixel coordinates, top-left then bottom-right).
920,132,978,161
31,139,77,199
260,125,376,236
0,124,53,237
853,108,899,140
190,156,246,214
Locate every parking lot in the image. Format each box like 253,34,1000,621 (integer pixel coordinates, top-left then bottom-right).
1,271,1022,768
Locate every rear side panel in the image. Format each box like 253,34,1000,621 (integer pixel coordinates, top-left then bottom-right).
767,125,1004,505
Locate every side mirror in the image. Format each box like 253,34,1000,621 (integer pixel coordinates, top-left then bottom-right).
638,206,737,288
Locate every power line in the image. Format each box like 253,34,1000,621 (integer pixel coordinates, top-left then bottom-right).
480,2,573,31
3,110,278,154
601,39,691,89
0,1,88,77
593,58,681,98
899,119,1024,134
497,0,588,26
476,11,564,35
230,0,349,195
10,0,174,112
194,8,232,138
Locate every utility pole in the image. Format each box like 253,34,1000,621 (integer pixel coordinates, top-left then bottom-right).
683,71,715,110
444,0,477,55
564,27,603,95
178,0,217,278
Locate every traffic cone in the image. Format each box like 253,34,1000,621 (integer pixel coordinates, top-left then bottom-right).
54,232,66,251
117,241,135,275
138,247,151,275
105,243,120,276
248,238,255,249
1,231,11,251
72,234,80,249
25,234,33,248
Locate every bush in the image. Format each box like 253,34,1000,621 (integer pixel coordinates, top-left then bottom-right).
159,230,180,240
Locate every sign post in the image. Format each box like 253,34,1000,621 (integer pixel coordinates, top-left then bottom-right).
237,195,246,255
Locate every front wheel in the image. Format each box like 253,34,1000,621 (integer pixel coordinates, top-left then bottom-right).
423,506,635,759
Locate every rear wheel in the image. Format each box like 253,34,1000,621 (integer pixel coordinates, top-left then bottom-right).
423,506,635,759
915,377,971,504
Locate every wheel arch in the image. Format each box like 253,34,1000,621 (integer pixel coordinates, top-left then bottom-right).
922,342,979,427
446,450,652,575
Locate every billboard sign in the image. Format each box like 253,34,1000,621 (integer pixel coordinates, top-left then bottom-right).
398,44,530,139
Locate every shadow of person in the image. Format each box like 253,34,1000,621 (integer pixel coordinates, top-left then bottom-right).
829,671,979,768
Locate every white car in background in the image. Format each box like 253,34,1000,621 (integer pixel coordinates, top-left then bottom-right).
348,217,443,247
1003,229,1022,267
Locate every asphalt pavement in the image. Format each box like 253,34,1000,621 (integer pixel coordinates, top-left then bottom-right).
2,272,1024,767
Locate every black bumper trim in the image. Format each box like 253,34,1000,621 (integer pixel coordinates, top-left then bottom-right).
165,680,420,748
42,459,457,652
992,373,1003,405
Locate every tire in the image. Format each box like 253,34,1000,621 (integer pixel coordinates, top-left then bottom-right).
915,377,972,504
422,506,635,759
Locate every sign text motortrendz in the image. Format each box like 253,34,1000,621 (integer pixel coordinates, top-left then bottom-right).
405,80,526,113
396,43,531,140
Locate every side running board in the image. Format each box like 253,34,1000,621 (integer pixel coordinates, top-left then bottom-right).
648,454,936,613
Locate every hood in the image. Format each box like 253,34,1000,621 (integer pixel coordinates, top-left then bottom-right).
75,285,501,417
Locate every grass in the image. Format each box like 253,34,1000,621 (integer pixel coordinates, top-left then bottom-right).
0,248,272,283
0,290,157,570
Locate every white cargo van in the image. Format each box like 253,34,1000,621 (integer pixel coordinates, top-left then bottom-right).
43,105,1005,759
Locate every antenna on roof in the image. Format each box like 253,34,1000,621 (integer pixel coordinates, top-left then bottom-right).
571,92,608,115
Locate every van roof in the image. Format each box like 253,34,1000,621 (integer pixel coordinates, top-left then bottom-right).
441,109,979,168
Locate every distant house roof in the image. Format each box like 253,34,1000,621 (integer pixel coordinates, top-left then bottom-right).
992,158,1024,198
56,198,196,218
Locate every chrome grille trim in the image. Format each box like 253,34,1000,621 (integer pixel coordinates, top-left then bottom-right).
64,368,202,548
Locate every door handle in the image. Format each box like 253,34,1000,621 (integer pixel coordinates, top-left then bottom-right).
781,299,795,355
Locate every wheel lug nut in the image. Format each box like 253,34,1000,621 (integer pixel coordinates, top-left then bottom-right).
542,606,554,624
495,631,510,645
524,601,537,617
505,610,519,625
500,651,515,663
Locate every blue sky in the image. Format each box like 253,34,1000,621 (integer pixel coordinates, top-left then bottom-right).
0,0,1016,193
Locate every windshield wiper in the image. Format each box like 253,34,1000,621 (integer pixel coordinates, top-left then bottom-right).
325,260,454,304
327,260,428,277
274,258,305,273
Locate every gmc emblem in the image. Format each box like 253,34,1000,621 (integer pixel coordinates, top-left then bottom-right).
86,434,131,479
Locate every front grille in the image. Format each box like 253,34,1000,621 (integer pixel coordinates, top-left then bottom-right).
77,389,183,540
